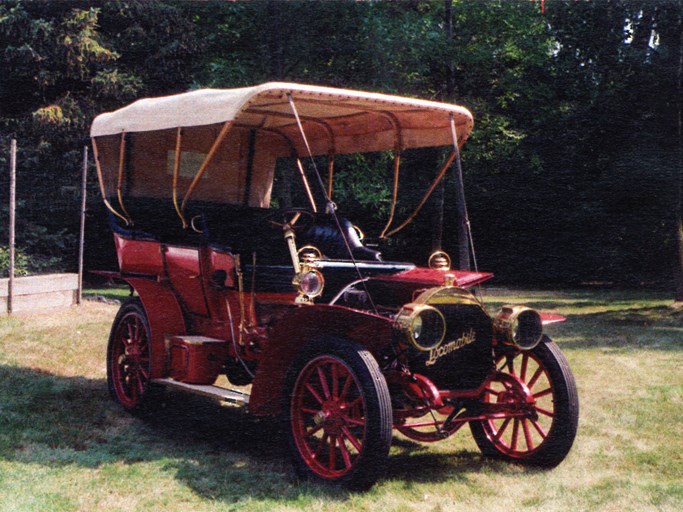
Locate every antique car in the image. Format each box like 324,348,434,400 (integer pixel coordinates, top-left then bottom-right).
90,82,578,490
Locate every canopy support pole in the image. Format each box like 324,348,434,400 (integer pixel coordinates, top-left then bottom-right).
450,114,476,272
287,93,379,315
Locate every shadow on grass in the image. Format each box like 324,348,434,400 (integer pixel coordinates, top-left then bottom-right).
547,307,683,352
0,364,521,502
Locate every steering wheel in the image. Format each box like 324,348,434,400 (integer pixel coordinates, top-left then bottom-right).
267,207,315,232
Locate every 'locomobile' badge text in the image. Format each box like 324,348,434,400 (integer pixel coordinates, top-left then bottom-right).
426,328,476,366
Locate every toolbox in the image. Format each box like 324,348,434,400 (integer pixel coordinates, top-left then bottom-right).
167,335,229,384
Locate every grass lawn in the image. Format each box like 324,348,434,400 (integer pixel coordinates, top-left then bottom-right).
0,287,681,511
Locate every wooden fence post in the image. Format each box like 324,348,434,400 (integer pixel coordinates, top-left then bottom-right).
8,139,16,315
77,146,88,305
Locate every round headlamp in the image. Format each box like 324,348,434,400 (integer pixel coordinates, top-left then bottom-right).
293,268,325,299
394,303,446,352
493,305,543,350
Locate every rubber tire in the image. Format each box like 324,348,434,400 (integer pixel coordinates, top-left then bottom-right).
284,338,392,491
107,297,157,412
469,338,579,467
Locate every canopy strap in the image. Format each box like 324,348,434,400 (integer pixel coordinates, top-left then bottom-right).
172,127,187,228
287,93,378,314
378,150,402,239
91,137,130,225
382,151,456,239
327,153,335,200
181,121,232,219
116,132,132,224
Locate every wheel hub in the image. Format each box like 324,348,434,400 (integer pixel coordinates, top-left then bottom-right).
315,400,346,435
493,372,537,414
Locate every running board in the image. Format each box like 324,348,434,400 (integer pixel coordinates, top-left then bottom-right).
152,378,250,406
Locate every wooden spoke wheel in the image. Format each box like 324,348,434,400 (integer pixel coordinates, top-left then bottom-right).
470,339,579,467
286,339,392,490
107,298,153,411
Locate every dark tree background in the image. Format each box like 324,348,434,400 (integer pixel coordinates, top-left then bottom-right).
1,0,681,297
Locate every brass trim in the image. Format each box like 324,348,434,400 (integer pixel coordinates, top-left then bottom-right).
393,303,446,352
172,127,187,228
116,132,132,223
327,154,335,200
297,245,322,265
181,121,232,217
428,250,451,270
292,266,325,302
383,151,457,238
493,305,543,350
91,137,130,225
379,150,401,239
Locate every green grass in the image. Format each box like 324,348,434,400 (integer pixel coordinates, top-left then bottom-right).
0,288,681,511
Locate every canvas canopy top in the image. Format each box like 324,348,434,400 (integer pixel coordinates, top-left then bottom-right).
90,82,474,212
91,82,473,155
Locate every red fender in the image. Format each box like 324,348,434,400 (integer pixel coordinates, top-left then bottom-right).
119,276,186,378
248,304,393,417
540,312,566,325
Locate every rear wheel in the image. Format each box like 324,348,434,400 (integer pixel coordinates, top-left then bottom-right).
470,339,578,467
107,298,154,411
286,339,392,490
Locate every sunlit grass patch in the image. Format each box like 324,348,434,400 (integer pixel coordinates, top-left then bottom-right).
0,288,681,511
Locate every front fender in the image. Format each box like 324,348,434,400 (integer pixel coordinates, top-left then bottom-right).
248,304,392,417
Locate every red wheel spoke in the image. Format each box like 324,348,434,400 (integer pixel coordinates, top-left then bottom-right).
328,435,338,471
314,433,329,461
340,373,353,401
304,383,324,405
341,426,362,452
317,366,331,400
527,366,544,389
520,353,529,381
338,436,352,469
301,407,319,415
535,405,555,418
505,356,516,375
304,423,324,439
530,418,548,439
494,353,506,367
494,417,511,440
347,396,363,410
511,419,520,450
533,387,553,399
331,363,339,399
344,417,365,427
136,373,145,396
485,386,502,397
522,419,535,451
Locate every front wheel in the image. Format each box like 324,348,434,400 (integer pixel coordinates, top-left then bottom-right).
286,339,392,490
470,338,578,467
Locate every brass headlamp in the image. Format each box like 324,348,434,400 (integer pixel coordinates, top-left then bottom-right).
394,303,446,352
493,305,543,350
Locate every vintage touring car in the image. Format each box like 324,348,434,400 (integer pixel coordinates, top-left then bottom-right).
90,82,578,490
